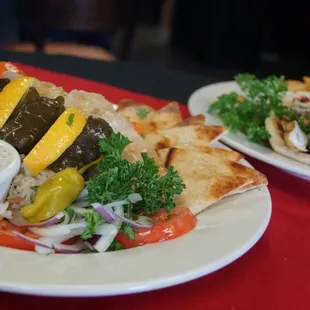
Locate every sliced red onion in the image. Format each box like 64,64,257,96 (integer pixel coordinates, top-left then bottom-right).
12,232,84,254
113,213,153,229
92,203,115,222
91,193,142,223
29,221,87,237
9,211,65,228
35,245,55,255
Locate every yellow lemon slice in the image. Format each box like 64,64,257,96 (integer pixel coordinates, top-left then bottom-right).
0,77,34,128
23,108,87,176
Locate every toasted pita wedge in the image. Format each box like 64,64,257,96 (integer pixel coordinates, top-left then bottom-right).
164,148,267,215
174,114,206,127
265,116,310,165
158,144,243,163
144,124,227,150
118,100,182,133
117,99,155,124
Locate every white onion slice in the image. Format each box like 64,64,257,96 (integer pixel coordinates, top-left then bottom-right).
76,188,88,201
91,193,143,223
113,214,153,229
0,202,9,215
93,224,119,252
12,232,84,254
69,201,90,208
9,212,65,228
29,222,87,237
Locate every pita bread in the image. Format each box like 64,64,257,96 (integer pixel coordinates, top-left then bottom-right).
174,114,206,127
117,99,155,124
118,100,182,134
144,124,227,150
164,148,267,215
265,116,310,165
158,144,243,163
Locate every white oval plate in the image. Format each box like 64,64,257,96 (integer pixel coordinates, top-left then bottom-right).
0,152,271,297
188,81,310,181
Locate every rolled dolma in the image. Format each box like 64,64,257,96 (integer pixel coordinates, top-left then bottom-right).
0,87,65,154
0,78,10,91
49,116,113,172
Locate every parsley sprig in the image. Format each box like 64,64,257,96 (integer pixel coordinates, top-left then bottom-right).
208,74,309,144
87,133,185,216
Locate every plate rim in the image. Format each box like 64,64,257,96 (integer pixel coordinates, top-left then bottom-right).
188,81,310,179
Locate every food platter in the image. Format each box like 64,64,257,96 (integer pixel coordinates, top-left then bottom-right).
0,62,271,296
188,81,310,181
0,145,271,296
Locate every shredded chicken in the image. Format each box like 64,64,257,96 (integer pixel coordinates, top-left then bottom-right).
281,120,308,152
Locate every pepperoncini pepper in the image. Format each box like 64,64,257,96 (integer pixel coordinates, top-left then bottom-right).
21,168,84,223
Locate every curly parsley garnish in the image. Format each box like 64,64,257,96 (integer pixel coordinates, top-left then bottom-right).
85,133,185,236
208,73,309,144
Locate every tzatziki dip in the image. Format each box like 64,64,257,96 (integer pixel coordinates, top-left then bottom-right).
0,140,20,202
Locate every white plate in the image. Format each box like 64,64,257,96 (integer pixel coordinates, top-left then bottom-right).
188,81,310,181
0,148,271,297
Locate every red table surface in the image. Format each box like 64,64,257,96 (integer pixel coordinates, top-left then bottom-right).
1,64,310,310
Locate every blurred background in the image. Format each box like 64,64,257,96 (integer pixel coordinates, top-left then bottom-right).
0,0,309,79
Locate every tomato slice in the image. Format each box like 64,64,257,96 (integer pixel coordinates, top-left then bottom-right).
0,219,77,252
0,219,38,251
131,121,145,135
0,62,26,77
115,207,197,249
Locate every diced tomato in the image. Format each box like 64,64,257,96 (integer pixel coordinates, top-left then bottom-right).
0,62,26,77
115,207,197,249
0,219,38,251
0,219,77,252
131,121,145,135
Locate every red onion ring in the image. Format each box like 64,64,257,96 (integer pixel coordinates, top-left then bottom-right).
9,212,65,228
12,232,85,254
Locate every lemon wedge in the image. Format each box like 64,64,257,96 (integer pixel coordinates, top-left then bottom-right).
0,77,34,128
23,108,87,176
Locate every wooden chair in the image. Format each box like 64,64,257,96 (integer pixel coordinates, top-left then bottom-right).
4,0,139,61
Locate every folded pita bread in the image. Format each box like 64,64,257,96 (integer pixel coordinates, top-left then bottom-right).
158,144,243,163
118,100,183,134
117,99,155,125
174,114,206,127
265,116,310,165
163,148,267,215
144,124,227,150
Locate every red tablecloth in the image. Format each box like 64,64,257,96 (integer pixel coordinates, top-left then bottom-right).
1,64,310,310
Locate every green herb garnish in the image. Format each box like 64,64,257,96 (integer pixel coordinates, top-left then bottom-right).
66,113,75,126
137,108,150,119
208,73,304,144
120,222,135,240
31,185,39,192
81,210,103,240
85,132,185,238
65,208,76,221
87,132,185,214
107,240,124,252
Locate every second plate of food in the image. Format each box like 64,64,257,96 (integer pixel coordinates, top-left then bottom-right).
188,78,310,181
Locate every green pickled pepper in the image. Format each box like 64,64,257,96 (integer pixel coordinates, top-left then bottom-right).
21,168,84,223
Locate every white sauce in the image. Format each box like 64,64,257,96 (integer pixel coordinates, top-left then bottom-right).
0,145,13,172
